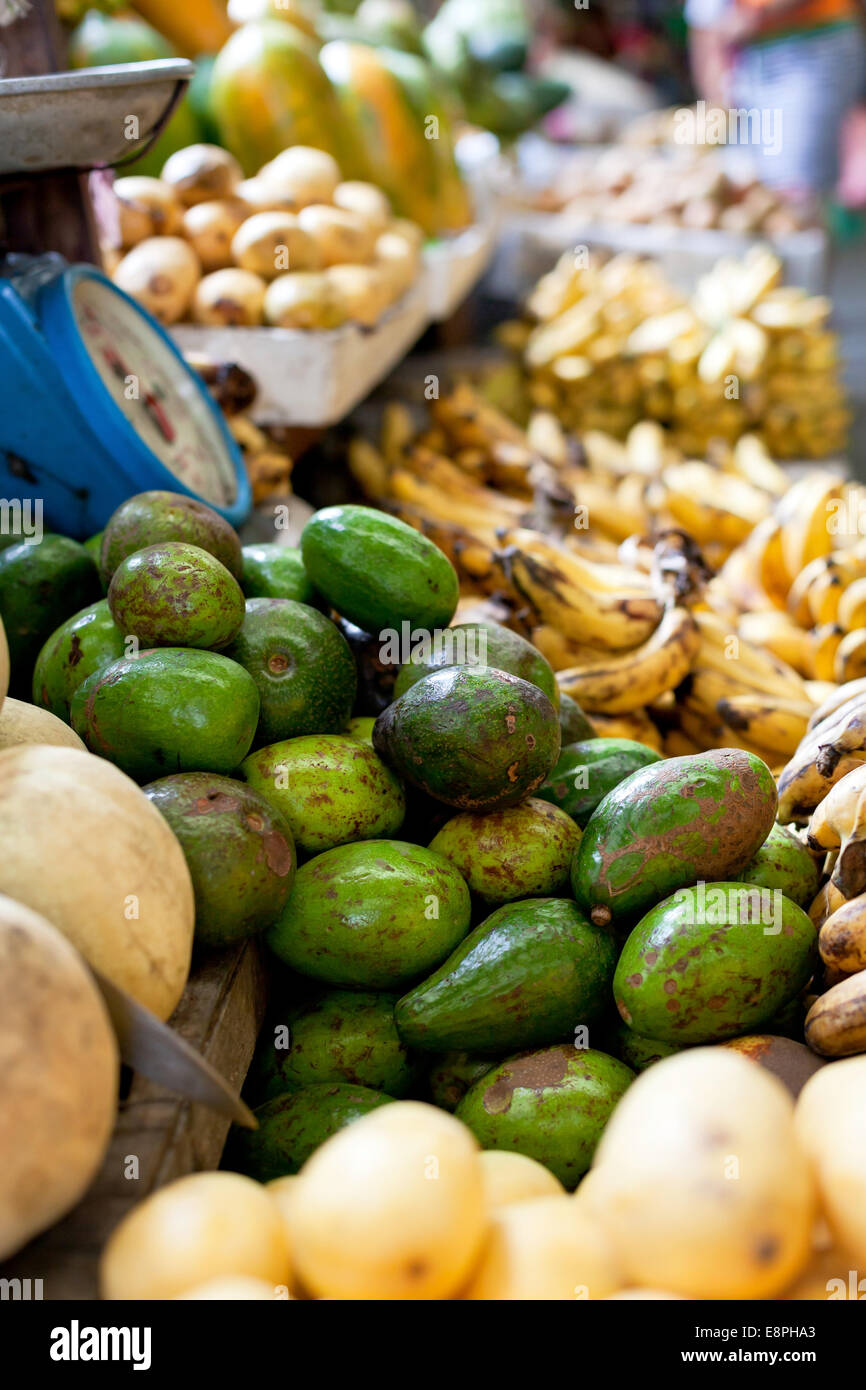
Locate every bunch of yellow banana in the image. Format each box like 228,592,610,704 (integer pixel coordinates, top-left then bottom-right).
777,679,866,823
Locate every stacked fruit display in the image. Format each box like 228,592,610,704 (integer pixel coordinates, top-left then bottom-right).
106,143,423,329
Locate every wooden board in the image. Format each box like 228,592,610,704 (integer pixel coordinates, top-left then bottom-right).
0,940,269,1301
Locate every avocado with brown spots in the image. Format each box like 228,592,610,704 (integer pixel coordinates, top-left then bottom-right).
734,823,820,908
613,1022,680,1073
230,1083,393,1181
428,798,580,903
396,897,617,1054
614,881,818,1045
266,839,472,989
572,749,778,926
0,535,101,696
32,599,126,720
558,692,595,744
246,990,419,1101
108,542,245,650
70,648,260,781
455,1044,634,1188
99,490,242,586
537,737,662,829
224,599,357,746
143,772,296,946
241,733,404,856
721,1033,825,1097
427,1051,495,1111
373,666,561,812
392,621,559,707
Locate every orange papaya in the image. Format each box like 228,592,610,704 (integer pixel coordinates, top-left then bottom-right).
130,0,234,58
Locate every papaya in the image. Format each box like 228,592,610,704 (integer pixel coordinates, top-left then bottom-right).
230,1084,393,1181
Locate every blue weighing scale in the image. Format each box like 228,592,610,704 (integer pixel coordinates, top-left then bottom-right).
0,254,251,538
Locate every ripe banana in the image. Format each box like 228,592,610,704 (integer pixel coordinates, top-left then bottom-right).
809,678,866,731
556,604,700,714
589,709,664,751
694,610,809,703
737,610,814,678
807,763,866,898
836,575,866,632
809,879,847,929
835,627,866,684
819,893,866,974
805,969,866,1057
775,472,845,585
810,624,844,683
715,692,811,758
777,743,866,825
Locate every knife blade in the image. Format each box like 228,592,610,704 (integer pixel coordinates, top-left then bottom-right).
93,969,257,1130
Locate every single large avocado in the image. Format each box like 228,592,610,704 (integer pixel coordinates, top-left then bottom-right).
455,1045,634,1189
558,692,595,744
537,737,662,829
108,542,245,650
427,1051,495,1112
241,543,320,605
230,1083,393,1181
428,799,580,903
301,504,459,634
71,648,260,781
241,733,405,856
142,772,296,947
32,599,126,721
99,491,242,585
396,897,617,1054
734,822,820,908
0,536,101,695
614,881,818,1045
247,990,418,1101
224,599,356,745
572,750,778,926
266,839,471,989
392,621,559,708
373,666,561,812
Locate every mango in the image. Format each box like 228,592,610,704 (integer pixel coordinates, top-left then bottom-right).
229,1083,393,1182
427,799,580,904
108,542,245,650
456,1045,634,1189
32,599,126,721
572,750,777,926
266,839,471,989
537,738,662,829
614,882,818,1045
392,620,558,708
374,666,561,812
100,491,242,585
734,823,820,908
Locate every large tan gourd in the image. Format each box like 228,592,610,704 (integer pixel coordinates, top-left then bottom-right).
0,894,118,1259
0,697,86,752
0,745,194,1018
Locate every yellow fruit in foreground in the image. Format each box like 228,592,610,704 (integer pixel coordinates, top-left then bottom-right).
794,1056,866,1264
0,696,86,752
463,1196,620,1301
101,1172,291,1300
290,1101,487,1300
606,1290,684,1300
582,1049,815,1299
177,1277,288,1300
479,1151,564,1208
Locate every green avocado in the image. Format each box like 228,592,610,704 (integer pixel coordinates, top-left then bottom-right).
428,798,580,903
266,838,471,989
572,749,778,926
558,691,595,743
427,1051,495,1111
396,897,617,1054
614,881,818,1045
345,715,376,746
373,666,561,812
537,737,662,829
0,536,101,695
108,542,245,650
83,531,106,585
32,599,126,721
613,1022,680,1073
71,648,260,782
456,1045,634,1189
300,504,459,633
734,822,820,908
392,621,559,708
142,772,296,947
230,1083,393,1181
241,733,405,856
241,543,320,606
247,991,418,1101
99,491,242,586
224,599,357,746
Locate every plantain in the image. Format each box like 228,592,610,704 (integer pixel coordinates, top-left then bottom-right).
837,576,866,632
834,627,866,685
589,708,664,751
556,604,700,714
807,763,866,898
819,893,866,974
805,970,866,1057
809,879,847,929
810,624,845,683
715,692,812,758
776,472,845,583
737,609,814,678
809,678,866,731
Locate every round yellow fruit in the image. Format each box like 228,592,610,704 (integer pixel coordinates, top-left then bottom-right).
290,1101,487,1300
463,1196,620,1301
479,1151,564,1208
182,198,249,271
0,745,194,1018
0,697,86,752
0,894,118,1259
161,144,243,207
606,1290,684,1300
584,1048,815,1299
191,268,267,326
261,146,341,207
325,264,389,327
264,272,345,330
297,204,375,267
101,1172,291,1300
374,230,419,297
113,237,201,326
795,1055,866,1263
113,176,182,248
231,211,321,278
333,181,391,234
177,1276,287,1300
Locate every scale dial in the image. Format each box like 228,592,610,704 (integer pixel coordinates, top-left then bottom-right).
72,276,238,507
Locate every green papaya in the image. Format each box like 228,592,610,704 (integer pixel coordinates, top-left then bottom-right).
614,881,818,1045
456,1045,634,1189
241,543,320,605
396,897,617,1054
230,1083,392,1180
428,798,580,903
100,491,242,586
536,737,662,829
392,620,558,707
373,666,560,812
0,536,101,696
734,822,820,908
108,543,245,650
572,750,778,927
32,599,126,721
266,838,471,989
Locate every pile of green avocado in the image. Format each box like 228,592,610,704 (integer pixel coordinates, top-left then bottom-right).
2,494,822,1190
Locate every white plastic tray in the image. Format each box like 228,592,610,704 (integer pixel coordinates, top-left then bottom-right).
424,221,496,321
